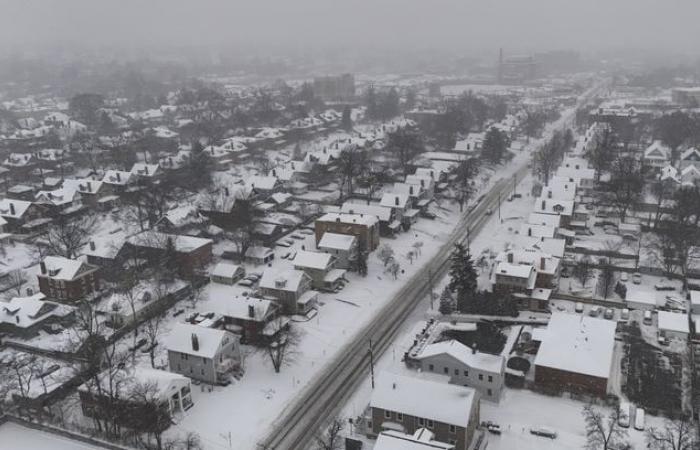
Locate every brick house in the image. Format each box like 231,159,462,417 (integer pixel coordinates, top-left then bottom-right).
126,232,213,278
37,256,100,303
0,199,45,232
368,372,480,450
315,213,380,252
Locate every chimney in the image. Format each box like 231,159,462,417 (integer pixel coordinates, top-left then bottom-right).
507,252,513,263
224,187,230,196
472,346,477,354
90,241,96,251
144,165,149,174
248,304,255,318
191,333,199,351
547,190,552,199
541,200,546,210
26,287,33,296
40,261,47,274
87,181,92,191
420,179,425,187
540,257,546,270
527,227,532,237
394,196,399,206
272,169,276,177
409,186,414,195
392,382,396,389
9,203,15,215
301,245,305,251
116,172,121,182
336,217,340,223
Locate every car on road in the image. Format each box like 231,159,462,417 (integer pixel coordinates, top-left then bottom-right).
621,308,630,321
618,403,631,428
485,207,493,216
530,427,557,439
634,408,645,431
589,306,603,317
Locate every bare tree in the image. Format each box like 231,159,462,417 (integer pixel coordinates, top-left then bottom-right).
582,403,629,450
388,261,401,280
2,268,27,298
597,259,617,300
314,417,345,450
337,147,367,199
46,214,97,259
377,244,395,267
533,131,564,185
130,380,174,450
573,257,594,288
599,156,643,223
646,418,696,450
263,318,301,373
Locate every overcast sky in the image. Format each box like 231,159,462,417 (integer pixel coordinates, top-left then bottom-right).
1,0,699,55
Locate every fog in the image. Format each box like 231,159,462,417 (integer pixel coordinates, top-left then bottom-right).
1,0,699,55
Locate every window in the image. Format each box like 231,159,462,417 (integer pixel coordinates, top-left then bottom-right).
384,410,391,419
397,413,403,422
454,369,459,375
464,370,469,377
428,364,434,372
427,420,434,429
418,418,425,426
479,374,483,381
449,425,456,434
443,367,448,374
488,389,493,396
488,375,493,383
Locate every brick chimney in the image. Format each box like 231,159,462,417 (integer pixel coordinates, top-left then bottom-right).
248,304,255,318
116,172,121,182
527,227,532,237
507,252,514,263
541,200,546,210
540,257,546,270
89,241,96,251
40,261,47,274
191,333,199,352
394,196,399,206
9,203,15,216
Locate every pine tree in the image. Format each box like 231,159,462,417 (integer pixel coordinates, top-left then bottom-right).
438,287,455,315
355,244,368,277
162,237,178,280
447,244,478,313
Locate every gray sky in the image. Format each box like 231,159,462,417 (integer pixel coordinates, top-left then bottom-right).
1,0,699,55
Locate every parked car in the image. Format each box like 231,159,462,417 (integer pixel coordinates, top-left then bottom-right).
277,240,292,248
575,302,584,313
621,308,630,321
589,306,603,317
632,273,642,285
634,408,645,431
604,308,614,320
530,427,557,439
643,310,653,325
420,211,437,220
485,208,493,216
238,279,254,287
620,272,629,282
560,267,571,278
618,403,631,428
654,282,675,291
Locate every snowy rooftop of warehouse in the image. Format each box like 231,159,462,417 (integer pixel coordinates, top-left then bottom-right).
534,312,616,379
415,339,504,373
370,371,476,427
657,311,689,334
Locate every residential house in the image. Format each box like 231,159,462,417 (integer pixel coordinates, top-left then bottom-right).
657,311,689,341
533,313,616,397
130,163,160,181
101,170,133,193
374,430,454,450
292,250,345,291
318,232,358,270
244,246,275,265
315,213,380,252
0,293,74,338
81,234,128,280
62,179,109,209
245,175,282,198
680,147,700,170
6,184,35,201
493,249,560,289
35,186,83,216
411,340,505,402
368,372,480,450
534,197,574,228
37,256,101,303
491,261,536,295
210,262,245,285
0,199,45,232
258,268,313,314
166,323,241,385
207,295,279,344
643,141,670,171
79,367,193,431
380,193,411,228
127,232,213,278
340,202,397,236
405,174,435,205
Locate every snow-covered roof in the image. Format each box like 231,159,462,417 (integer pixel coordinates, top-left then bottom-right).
62,178,104,195
0,199,33,218
41,256,95,280
165,323,230,359
131,163,159,177
535,197,574,216
317,212,378,227
293,250,334,270
245,246,273,259
691,290,700,308
644,140,670,160
371,372,477,428
318,232,356,251
128,231,212,253
534,312,616,379
259,268,308,292
680,147,700,162
528,212,561,229
374,430,454,450
207,294,275,322
416,340,504,373
79,367,189,402
657,311,689,334
380,193,409,209
0,293,73,329
340,202,392,222
211,262,242,279
245,175,278,191
495,261,535,279
102,170,132,185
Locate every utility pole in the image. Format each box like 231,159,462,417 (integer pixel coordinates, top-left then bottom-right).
512,174,517,196
498,192,502,221
369,339,375,389
428,269,435,309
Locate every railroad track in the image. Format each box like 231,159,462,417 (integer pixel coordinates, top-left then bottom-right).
259,169,526,450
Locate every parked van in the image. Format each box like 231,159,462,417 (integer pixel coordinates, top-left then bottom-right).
575,302,584,313
643,310,653,325
618,403,631,428
634,408,645,431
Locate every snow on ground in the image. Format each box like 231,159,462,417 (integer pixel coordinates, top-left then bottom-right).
0,422,102,450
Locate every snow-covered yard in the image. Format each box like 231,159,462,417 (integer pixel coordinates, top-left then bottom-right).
0,422,102,450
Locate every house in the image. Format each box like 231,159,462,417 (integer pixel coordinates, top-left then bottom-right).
657,311,689,341
210,262,245,285
37,256,101,303
679,147,700,170
493,249,560,289
292,250,345,291
642,141,671,170
625,288,659,311
340,202,397,236
127,232,213,278
315,213,380,252
374,430,454,450
165,323,241,385
368,372,480,450
691,291,700,315
318,232,358,270
155,205,208,235
405,174,435,204
6,184,36,201
244,246,275,265
534,197,574,227
0,199,44,232
258,268,313,314
0,293,74,338
380,193,411,227
79,367,193,432
61,179,108,208
208,295,279,343
101,170,133,192
534,313,616,397
680,165,700,187
245,175,281,197
35,186,83,215
81,234,128,280
492,261,536,295
130,163,160,181
411,340,505,401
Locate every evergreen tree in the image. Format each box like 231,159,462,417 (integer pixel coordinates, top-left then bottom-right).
481,127,509,164
447,244,478,312
162,237,178,280
438,287,455,315
341,106,353,131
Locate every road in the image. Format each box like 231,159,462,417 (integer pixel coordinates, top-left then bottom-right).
258,81,606,450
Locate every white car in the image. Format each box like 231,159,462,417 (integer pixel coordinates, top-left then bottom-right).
620,272,629,282
632,273,642,285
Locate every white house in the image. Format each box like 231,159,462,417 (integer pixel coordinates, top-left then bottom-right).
210,262,245,285
643,141,671,170
318,232,358,270
658,311,689,341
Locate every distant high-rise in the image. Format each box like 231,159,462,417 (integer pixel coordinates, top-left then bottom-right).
313,74,355,102
497,49,537,85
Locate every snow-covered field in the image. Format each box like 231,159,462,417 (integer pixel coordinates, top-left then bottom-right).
0,422,102,450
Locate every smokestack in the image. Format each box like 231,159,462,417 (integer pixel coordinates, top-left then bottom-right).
191,333,199,352
40,261,47,274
